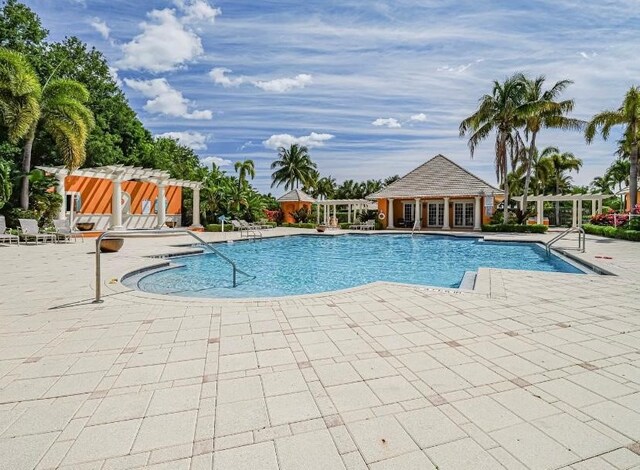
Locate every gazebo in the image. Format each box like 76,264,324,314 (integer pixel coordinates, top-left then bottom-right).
37,165,202,231
315,199,374,225
277,189,316,224
512,194,609,227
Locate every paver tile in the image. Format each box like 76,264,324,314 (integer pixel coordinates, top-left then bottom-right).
261,369,307,396
426,437,504,470
396,407,466,448
213,441,278,470
266,391,321,425
326,382,381,413
217,376,263,404
215,398,269,436
88,391,153,425
347,415,419,464
369,450,436,470
276,429,346,470
65,419,142,464
0,432,58,470
366,375,421,404
315,363,362,387
132,410,197,452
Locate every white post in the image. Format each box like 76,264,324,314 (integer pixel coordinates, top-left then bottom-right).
572,200,577,227
347,204,352,224
577,198,583,227
443,197,450,230
192,186,201,227
110,179,124,230
316,204,320,224
414,198,421,228
536,199,543,225
156,182,166,229
388,199,395,229
474,196,482,231
56,173,67,220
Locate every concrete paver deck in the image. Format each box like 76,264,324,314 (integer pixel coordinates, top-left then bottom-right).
0,228,638,469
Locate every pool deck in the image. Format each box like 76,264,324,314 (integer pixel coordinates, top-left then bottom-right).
0,228,639,469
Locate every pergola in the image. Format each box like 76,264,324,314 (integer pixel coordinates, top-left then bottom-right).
512,194,609,226
314,199,375,225
37,165,203,230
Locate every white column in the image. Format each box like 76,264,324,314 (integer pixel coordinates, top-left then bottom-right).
577,199,583,227
156,182,166,229
110,179,123,230
474,196,482,231
192,187,201,227
572,200,577,227
387,199,395,229
536,199,544,225
316,204,320,224
347,204,352,224
56,173,66,220
443,197,450,230
414,198,421,228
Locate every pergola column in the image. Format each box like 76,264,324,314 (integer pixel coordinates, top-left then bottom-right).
577,199,583,227
572,200,578,227
474,196,482,231
316,204,320,224
414,198,421,228
192,186,201,227
110,179,124,230
347,204,352,224
388,199,395,228
56,172,67,220
536,199,544,225
443,197,450,230
156,182,167,229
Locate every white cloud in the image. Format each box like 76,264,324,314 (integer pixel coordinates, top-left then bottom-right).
253,74,313,93
156,131,209,150
124,78,212,120
579,51,597,59
108,67,122,87
209,68,245,87
201,156,232,168
372,118,402,128
409,113,427,122
263,132,334,150
174,0,221,24
118,2,220,72
90,18,110,40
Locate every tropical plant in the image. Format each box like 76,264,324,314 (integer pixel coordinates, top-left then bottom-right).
270,144,317,190
384,175,400,186
605,158,630,192
586,86,640,208
539,146,583,225
290,206,312,223
518,75,583,209
590,175,613,194
234,159,255,190
0,159,12,209
459,74,526,223
314,176,336,200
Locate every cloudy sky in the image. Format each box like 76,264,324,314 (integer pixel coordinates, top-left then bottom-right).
25,0,640,194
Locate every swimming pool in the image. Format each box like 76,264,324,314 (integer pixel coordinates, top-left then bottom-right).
129,234,585,299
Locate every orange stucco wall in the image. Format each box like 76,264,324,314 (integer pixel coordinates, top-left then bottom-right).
280,201,312,224
65,176,182,215
376,197,493,229
625,192,640,211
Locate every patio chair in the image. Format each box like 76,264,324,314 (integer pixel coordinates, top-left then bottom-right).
362,220,375,230
349,221,364,230
18,219,56,245
53,220,82,243
0,216,19,245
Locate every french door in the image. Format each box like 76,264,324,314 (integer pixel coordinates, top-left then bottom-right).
427,202,445,227
454,202,474,227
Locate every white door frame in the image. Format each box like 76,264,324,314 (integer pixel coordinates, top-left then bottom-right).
453,200,475,227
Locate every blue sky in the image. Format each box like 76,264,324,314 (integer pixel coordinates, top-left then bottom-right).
24,0,640,195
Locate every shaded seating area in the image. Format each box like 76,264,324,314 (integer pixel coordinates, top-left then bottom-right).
18,219,56,244
53,220,82,243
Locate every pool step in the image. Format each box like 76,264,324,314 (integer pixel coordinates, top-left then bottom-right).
459,271,477,290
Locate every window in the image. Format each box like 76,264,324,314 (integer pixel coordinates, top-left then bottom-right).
403,203,415,222
427,202,445,227
454,202,474,227
484,196,494,216
142,199,152,215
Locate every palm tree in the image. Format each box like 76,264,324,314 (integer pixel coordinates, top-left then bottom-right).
540,146,583,224
315,176,336,200
460,74,526,223
518,75,583,209
384,175,400,186
270,144,317,190
591,175,613,194
586,86,640,208
606,158,631,192
530,149,554,195
234,159,255,191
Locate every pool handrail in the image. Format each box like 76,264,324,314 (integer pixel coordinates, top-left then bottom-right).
545,226,585,256
94,229,249,303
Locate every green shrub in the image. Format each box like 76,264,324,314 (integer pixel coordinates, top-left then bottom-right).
482,224,548,233
282,222,316,229
583,223,640,241
340,222,351,229
205,224,224,232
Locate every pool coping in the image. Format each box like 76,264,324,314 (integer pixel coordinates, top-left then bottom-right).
113,232,606,303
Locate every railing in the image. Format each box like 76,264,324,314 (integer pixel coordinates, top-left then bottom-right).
545,226,586,256
411,220,421,236
94,229,250,303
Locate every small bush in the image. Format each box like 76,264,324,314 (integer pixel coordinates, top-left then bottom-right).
281,222,316,229
205,224,225,232
482,224,548,233
583,223,640,242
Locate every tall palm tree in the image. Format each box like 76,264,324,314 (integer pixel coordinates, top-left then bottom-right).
540,146,583,224
518,75,583,209
18,78,94,209
234,159,255,191
383,175,400,186
460,74,526,223
586,86,640,208
270,144,317,190
0,48,41,144
605,158,630,192
315,176,336,200
530,149,553,195
590,175,613,194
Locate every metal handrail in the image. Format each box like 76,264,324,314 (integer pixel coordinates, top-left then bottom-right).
411,220,420,235
545,226,586,255
94,229,249,303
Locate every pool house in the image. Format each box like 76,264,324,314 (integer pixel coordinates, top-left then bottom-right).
368,154,499,231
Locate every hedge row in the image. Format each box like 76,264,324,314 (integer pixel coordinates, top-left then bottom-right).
281,222,316,229
583,223,640,242
482,224,549,233
205,222,277,232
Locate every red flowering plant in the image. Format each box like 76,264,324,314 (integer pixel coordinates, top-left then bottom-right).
264,210,282,223
590,205,640,227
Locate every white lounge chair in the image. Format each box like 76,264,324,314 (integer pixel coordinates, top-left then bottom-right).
361,220,375,230
53,220,82,243
233,220,262,238
18,219,56,245
0,216,19,245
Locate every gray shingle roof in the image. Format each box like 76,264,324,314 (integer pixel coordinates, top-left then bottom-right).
277,189,316,203
368,154,499,199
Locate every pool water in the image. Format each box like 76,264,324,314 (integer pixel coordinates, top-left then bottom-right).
132,234,584,299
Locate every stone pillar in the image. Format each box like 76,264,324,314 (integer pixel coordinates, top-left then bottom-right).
577,199,583,227
536,199,544,225
192,186,201,227
110,179,124,230
572,200,577,227
388,199,394,229
474,196,482,231
156,182,166,229
56,173,67,220
347,204,352,224
414,198,421,228
443,197,450,230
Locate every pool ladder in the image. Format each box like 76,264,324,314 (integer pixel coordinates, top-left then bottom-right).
545,226,586,256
